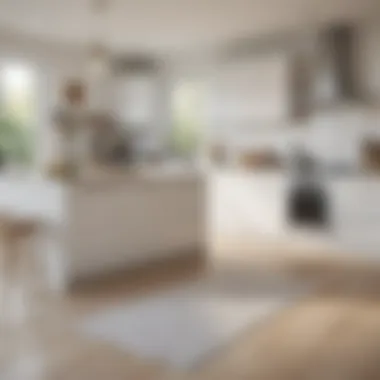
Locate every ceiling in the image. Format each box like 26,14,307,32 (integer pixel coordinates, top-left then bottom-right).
0,0,378,55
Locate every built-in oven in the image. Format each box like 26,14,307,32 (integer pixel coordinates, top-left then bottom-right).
287,150,330,229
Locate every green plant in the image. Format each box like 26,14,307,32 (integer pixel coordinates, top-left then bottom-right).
0,115,34,165
170,82,203,157
170,118,200,157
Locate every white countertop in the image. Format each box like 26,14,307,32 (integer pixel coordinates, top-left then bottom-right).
0,163,203,218
0,174,63,221
74,163,204,190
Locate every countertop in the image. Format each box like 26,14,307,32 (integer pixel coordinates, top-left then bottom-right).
73,164,204,191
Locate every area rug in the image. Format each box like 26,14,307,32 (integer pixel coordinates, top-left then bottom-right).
79,276,303,370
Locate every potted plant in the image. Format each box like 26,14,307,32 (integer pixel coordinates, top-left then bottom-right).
0,115,34,169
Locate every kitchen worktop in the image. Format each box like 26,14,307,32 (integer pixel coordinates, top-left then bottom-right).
69,163,203,190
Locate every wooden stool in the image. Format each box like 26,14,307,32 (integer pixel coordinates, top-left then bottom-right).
0,215,41,325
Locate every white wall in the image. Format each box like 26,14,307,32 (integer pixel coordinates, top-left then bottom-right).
203,16,380,167
3,16,380,168
0,29,87,170
0,29,176,164
304,17,380,166
209,53,291,129
359,17,380,101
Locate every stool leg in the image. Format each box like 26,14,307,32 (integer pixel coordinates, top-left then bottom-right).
13,239,29,325
0,239,8,326
2,237,33,326
0,238,19,325
7,239,26,325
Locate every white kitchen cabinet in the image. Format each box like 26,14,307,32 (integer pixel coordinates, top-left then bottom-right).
214,170,380,259
329,179,380,257
65,171,205,282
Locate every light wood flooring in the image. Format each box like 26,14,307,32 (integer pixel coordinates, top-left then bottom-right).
3,237,380,380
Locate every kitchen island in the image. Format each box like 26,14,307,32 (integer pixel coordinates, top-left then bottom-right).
63,166,205,285
0,166,205,290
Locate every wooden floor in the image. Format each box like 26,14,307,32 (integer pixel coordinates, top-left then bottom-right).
3,241,380,379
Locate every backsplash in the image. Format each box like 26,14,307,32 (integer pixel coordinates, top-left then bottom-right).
213,106,380,170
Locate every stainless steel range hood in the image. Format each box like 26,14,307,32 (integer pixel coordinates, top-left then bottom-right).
313,24,362,109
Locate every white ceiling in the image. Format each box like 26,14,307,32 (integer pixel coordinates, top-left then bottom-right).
0,0,378,54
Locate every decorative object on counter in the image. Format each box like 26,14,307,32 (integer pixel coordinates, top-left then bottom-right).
239,150,282,170
49,79,89,181
90,113,134,166
0,116,34,168
362,140,380,173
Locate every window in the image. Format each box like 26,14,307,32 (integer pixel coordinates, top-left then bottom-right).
170,80,205,156
118,74,156,126
0,63,37,165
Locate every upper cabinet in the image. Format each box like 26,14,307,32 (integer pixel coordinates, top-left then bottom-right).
210,52,292,127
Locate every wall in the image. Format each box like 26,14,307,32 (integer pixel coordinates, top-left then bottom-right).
304,17,380,166
359,16,380,102
2,15,380,168
204,16,380,167
0,29,88,170
0,28,175,166
210,53,291,127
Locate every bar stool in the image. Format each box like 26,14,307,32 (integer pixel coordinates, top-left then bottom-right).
0,215,42,326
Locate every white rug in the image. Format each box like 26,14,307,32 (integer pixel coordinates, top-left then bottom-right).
79,277,302,370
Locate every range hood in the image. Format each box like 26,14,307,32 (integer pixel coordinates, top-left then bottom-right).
313,24,361,109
